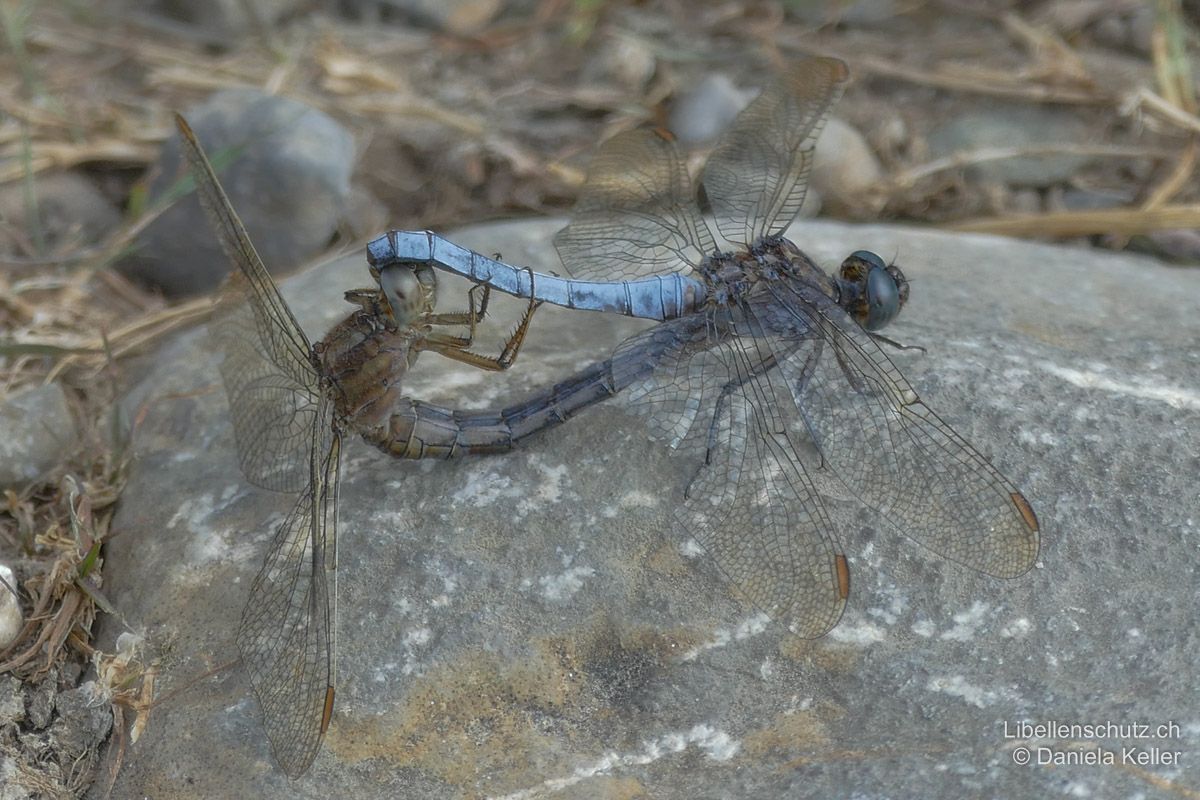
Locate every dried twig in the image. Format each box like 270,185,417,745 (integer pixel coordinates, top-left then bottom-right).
948,204,1200,236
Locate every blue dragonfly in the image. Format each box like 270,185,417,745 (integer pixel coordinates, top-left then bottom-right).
368,56,1041,643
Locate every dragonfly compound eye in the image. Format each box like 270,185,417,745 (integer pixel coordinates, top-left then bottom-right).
849,250,886,271
863,262,902,331
838,250,903,331
378,266,424,326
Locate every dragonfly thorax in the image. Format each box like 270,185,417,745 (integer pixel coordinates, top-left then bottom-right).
697,249,765,307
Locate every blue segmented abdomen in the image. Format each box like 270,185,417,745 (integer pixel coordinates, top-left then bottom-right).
367,230,706,321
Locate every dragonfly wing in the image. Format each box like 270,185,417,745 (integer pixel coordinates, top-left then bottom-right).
555,128,716,281
236,401,339,778
614,311,848,637
760,280,1040,578
703,57,849,247
176,115,321,493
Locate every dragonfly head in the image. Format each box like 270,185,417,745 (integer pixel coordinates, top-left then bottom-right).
371,264,437,328
838,250,909,331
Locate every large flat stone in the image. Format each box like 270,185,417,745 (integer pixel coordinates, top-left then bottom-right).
95,219,1199,797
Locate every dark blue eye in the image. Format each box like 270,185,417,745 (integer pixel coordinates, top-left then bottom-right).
864,264,900,331
850,250,885,271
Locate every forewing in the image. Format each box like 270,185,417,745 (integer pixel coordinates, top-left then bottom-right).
176,115,321,493
613,310,848,637
236,404,339,778
555,128,716,281
703,57,848,247
762,281,1040,578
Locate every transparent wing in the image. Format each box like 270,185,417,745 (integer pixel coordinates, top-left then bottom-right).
757,280,1040,578
236,405,339,778
613,311,848,638
555,128,716,281
176,115,321,493
703,57,849,247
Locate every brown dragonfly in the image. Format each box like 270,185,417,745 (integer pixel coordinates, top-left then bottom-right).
177,116,548,776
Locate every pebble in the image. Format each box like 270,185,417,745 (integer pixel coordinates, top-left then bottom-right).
0,172,119,258
0,383,75,487
668,73,753,145
118,89,355,298
811,116,885,216
0,564,22,650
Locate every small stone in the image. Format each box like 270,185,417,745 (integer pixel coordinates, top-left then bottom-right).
0,172,119,258
668,73,753,145
0,383,75,487
788,0,904,26
25,676,54,730
50,683,112,760
583,33,657,92
153,0,308,43
118,89,355,298
0,564,22,649
365,0,504,34
811,116,885,216
0,675,24,725
1127,229,1200,263
1056,186,1131,211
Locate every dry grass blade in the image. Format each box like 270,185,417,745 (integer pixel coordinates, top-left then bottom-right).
0,460,128,678
1140,137,1197,211
783,42,1108,105
0,139,157,183
45,298,211,382
999,10,1092,84
948,204,1200,237
885,144,1178,193
1151,0,1197,115
1127,88,1200,135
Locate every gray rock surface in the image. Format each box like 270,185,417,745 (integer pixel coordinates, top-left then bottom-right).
95,219,1199,797
118,89,355,297
0,382,75,487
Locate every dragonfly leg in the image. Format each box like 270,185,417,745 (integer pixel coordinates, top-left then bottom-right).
682,351,779,500
421,269,541,372
788,338,828,467
868,330,926,354
425,283,492,328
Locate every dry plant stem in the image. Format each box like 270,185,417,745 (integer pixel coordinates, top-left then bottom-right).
999,11,1091,83
46,298,211,382
0,139,156,183
783,42,1107,105
1143,137,1198,210
1131,88,1200,135
102,703,126,800
1151,0,1197,115
949,204,1200,236
0,585,82,675
886,144,1177,191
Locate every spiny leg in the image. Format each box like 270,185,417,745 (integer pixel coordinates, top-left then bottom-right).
421,269,541,372
426,282,491,328
682,350,781,500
